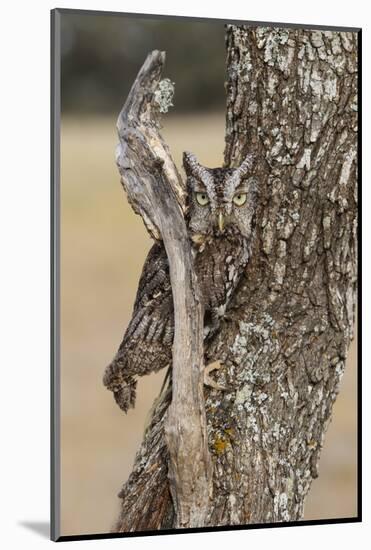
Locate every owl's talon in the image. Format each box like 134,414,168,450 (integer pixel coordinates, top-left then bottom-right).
203,362,226,391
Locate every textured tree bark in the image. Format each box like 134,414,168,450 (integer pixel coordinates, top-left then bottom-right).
113,26,358,531
115,50,212,529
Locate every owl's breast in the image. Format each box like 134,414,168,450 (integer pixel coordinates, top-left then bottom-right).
194,236,248,312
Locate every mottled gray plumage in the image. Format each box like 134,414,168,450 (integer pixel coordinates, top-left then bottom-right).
103,152,256,412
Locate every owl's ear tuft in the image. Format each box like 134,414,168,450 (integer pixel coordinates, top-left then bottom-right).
237,153,255,178
247,176,258,196
183,151,200,177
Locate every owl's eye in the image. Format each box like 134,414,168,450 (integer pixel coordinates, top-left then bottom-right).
195,192,209,206
233,193,247,206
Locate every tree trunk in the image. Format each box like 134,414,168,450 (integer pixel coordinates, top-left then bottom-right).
114,25,358,531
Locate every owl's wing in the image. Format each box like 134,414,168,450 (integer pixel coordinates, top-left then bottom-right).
103,242,174,412
126,242,173,342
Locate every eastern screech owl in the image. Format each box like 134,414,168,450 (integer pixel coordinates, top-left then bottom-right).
103,151,256,412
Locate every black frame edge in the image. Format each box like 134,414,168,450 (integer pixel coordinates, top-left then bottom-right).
51,7,61,543
356,27,362,523
56,517,361,542
53,7,361,32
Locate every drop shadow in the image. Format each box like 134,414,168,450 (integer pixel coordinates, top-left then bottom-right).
18,521,50,539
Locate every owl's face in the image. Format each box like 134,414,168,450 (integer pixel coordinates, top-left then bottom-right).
183,152,256,241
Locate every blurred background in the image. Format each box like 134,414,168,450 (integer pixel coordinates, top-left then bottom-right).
61,12,226,114
59,11,357,537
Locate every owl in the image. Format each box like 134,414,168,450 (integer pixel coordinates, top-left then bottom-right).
103,151,256,412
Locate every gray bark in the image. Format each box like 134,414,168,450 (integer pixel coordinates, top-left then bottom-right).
113,26,358,531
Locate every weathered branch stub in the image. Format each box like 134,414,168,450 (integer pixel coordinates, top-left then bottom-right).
115,50,213,528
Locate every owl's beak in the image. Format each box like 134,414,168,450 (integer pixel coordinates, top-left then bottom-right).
218,211,225,233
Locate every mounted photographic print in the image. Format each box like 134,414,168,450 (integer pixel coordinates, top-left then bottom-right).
51,8,361,542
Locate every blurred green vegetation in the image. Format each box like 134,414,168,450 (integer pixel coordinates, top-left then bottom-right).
61,12,227,114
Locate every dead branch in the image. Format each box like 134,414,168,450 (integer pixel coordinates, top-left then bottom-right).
115,50,213,528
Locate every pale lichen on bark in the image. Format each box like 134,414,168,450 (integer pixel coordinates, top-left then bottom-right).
154,78,175,113
113,25,358,531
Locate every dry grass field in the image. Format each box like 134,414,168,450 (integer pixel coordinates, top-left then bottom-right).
60,114,357,536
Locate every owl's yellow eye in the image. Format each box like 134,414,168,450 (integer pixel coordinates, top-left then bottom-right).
196,192,209,206
233,193,247,206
